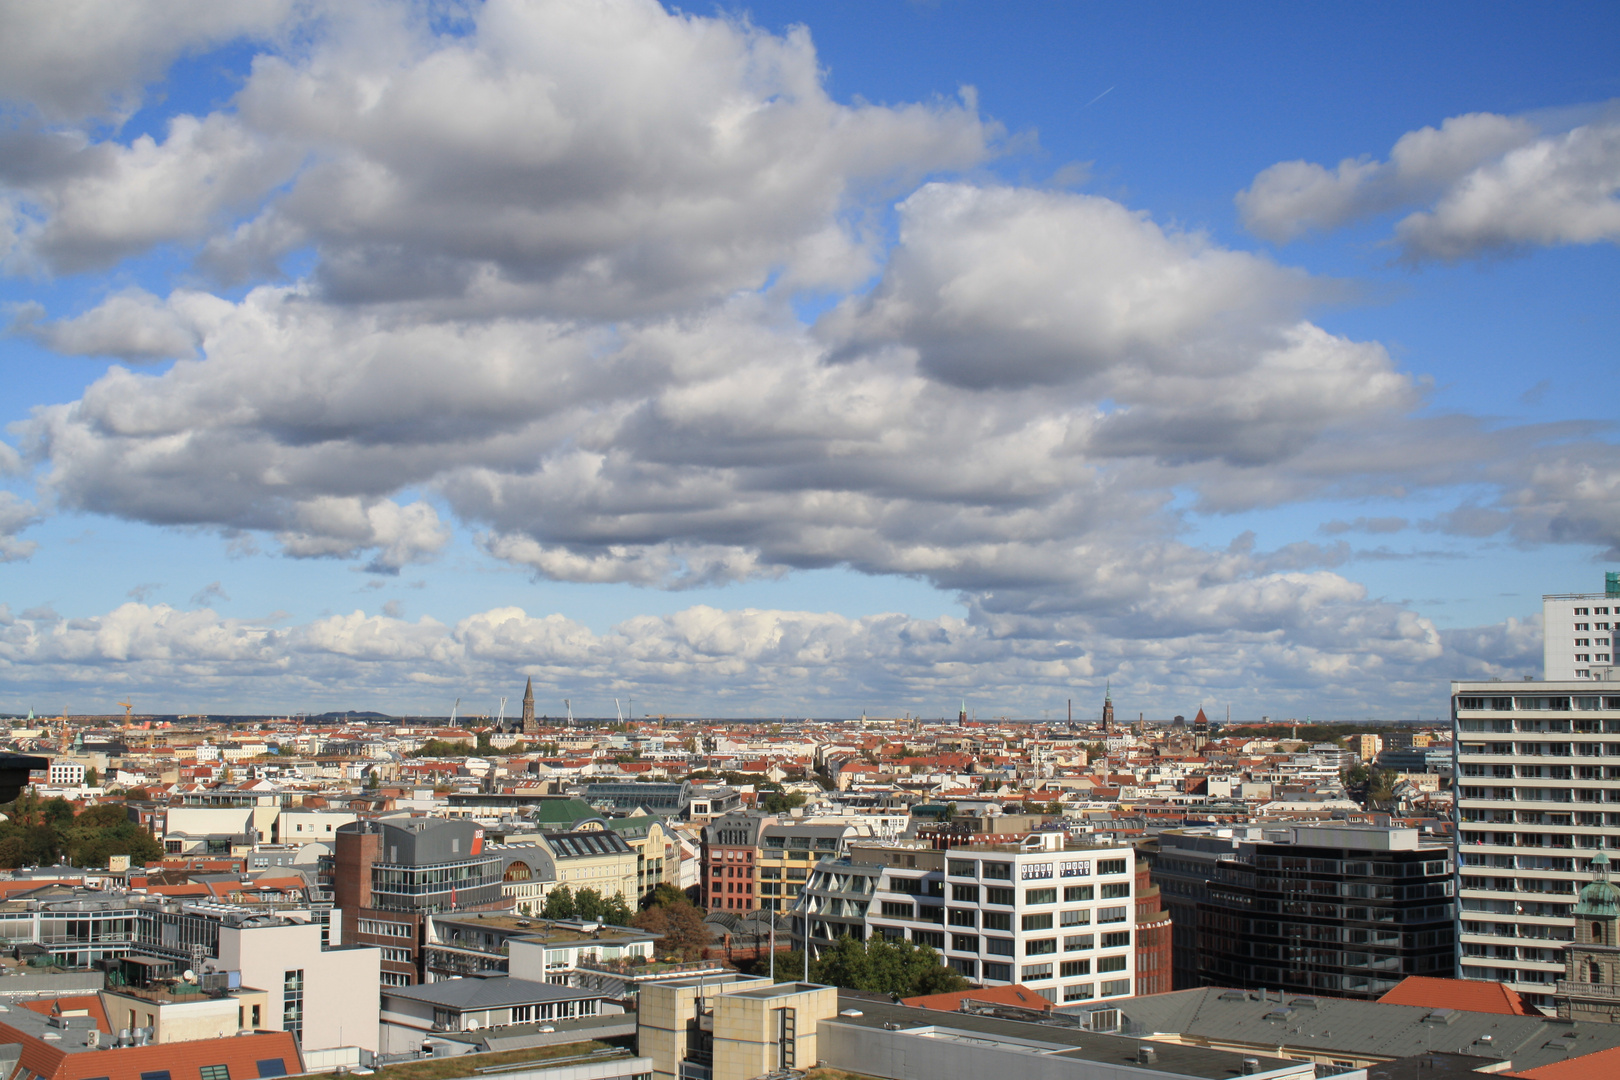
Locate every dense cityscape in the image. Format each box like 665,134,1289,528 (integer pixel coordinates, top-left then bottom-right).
3,5,1618,1080
0,581,1610,1078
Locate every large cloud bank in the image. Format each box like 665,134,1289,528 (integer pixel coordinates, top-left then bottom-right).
0,0,1613,713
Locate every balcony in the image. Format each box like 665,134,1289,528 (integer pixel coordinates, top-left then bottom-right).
1558,980,1620,1000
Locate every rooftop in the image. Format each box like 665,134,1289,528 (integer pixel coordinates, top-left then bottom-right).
826,995,1302,1080
382,976,602,1011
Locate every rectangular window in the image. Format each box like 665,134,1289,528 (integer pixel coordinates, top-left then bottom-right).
1064,934,1094,951
1063,983,1094,1002
255,1063,288,1080
951,884,979,902
1098,954,1128,973
1020,963,1053,981
1025,887,1057,905
982,962,1012,982
1100,979,1131,997
1021,861,1054,881
985,937,1015,956
914,930,945,949
1021,912,1053,931
200,1067,230,1080
1059,859,1090,878
981,911,1012,931
1060,959,1090,978
982,862,1012,880
984,887,1015,906
282,969,304,1042
1098,906,1128,923
947,860,977,878
1101,931,1131,949
951,934,978,953
141,1073,173,1080
1024,938,1056,955
1098,859,1127,875
881,901,914,918
1060,909,1089,927
1100,882,1131,899
948,907,976,927
1064,885,1094,902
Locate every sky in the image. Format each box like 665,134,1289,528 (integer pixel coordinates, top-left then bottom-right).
1,0,1617,721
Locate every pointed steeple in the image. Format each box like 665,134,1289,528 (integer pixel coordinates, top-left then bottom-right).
521,677,535,726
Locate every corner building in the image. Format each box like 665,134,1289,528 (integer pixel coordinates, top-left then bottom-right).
333,818,505,985
1453,681,1620,1009
858,834,1140,1006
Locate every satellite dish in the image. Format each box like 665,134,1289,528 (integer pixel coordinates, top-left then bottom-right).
183,970,197,982
465,1020,479,1031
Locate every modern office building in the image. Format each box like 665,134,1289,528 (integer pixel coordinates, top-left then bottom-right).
843,834,1141,1005
1152,824,1455,999
1542,573,1620,680
1452,680,1620,1008
333,818,506,985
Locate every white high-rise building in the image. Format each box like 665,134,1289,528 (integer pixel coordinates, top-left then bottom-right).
1452,681,1620,1009
1542,573,1620,680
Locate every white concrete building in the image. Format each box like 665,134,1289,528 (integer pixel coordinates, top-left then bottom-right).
852,833,1139,1005
1453,680,1620,1010
48,761,86,786
216,915,382,1052
1543,577,1620,680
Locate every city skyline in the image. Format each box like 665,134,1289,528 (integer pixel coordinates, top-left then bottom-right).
1,1,1618,716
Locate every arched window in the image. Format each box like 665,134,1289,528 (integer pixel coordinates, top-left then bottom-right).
1595,921,1605,945
1591,960,1603,984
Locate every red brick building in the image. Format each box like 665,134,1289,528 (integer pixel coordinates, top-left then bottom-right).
1134,859,1173,996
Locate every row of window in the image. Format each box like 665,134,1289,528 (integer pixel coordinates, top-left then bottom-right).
1457,698,1620,713
943,857,1130,880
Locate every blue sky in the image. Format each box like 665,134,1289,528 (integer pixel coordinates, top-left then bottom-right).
1,1,1616,719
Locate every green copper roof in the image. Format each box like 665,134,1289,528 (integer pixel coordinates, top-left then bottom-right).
1575,849,1620,917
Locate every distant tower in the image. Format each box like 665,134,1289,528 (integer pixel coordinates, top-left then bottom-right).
1101,682,1115,733
958,699,967,724
1193,707,1210,750
521,678,535,729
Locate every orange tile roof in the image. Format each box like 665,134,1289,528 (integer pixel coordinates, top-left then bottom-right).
1376,975,1543,1016
18,997,110,1032
0,1019,300,1080
902,984,1054,1012
1506,1045,1620,1079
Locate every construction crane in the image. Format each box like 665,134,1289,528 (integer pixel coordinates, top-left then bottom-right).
450,697,460,726
496,697,508,727
614,698,624,723
119,701,134,731
563,699,573,727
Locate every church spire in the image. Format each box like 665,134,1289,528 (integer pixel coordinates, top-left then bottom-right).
520,677,535,729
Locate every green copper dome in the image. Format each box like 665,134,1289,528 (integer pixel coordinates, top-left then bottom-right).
1575,849,1620,917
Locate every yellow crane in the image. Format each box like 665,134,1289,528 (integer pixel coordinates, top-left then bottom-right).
119,701,134,731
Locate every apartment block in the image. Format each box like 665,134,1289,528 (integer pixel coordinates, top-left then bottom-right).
639,974,839,1080
1542,573,1620,680
1453,680,1620,1009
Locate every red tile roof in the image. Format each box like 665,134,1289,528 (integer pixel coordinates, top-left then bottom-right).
902,984,1055,1013
1376,975,1543,1016
0,1019,301,1080
1506,1045,1620,1079
17,997,109,1032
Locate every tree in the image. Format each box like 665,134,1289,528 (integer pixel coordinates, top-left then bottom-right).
761,790,806,814
574,886,605,922
602,893,634,927
542,884,575,920
632,900,711,961
807,935,967,997
83,766,99,787
643,882,687,910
